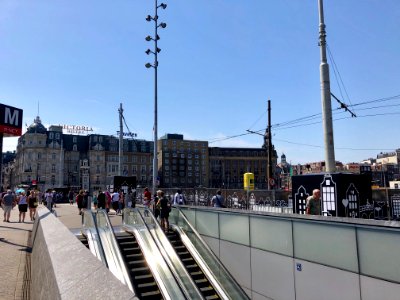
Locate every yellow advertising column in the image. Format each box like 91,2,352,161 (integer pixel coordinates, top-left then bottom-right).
244,173,255,190
244,173,254,209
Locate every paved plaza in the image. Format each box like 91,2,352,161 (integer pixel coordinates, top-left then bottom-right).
0,203,123,299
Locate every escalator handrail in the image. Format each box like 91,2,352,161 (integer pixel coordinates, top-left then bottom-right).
81,210,108,268
122,207,186,300
136,207,204,300
173,207,250,299
95,209,135,294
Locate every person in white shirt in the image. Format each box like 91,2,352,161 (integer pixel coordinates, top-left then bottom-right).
111,191,120,215
173,189,186,205
44,189,53,212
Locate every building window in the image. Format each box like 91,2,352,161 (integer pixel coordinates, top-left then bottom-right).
132,165,137,174
52,164,56,172
96,165,100,173
73,136,77,143
51,175,55,185
49,132,54,139
37,153,41,159
37,164,41,171
164,159,169,164
55,133,60,139
73,144,77,151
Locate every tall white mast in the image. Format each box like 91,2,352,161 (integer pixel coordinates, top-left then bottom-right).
318,0,336,173
118,103,123,176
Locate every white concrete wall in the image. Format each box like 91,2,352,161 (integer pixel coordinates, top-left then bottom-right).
30,207,137,300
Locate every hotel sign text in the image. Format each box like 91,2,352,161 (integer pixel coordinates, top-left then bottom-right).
61,124,94,135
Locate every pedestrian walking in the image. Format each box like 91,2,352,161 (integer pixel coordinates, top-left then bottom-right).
306,189,321,215
211,190,226,208
17,191,28,223
28,190,39,221
44,189,54,212
97,190,106,210
111,190,120,215
2,190,16,222
157,190,171,232
173,189,186,206
68,189,74,205
76,190,85,215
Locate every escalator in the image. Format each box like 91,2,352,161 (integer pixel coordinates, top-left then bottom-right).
97,208,187,299
166,229,220,299
72,210,108,266
114,231,162,299
76,234,90,249
168,208,249,300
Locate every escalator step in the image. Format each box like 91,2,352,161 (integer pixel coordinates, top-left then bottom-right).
181,257,194,262
125,253,142,259
138,282,158,289
141,290,161,298
122,247,140,252
205,295,220,300
134,274,153,280
195,278,208,284
131,266,150,273
190,271,203,276
119,242,137,247
186,264,199,269
127,260,146,267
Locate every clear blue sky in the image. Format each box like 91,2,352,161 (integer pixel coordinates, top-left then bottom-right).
1,0,399,164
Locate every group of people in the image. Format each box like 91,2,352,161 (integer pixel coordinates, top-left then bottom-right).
65,188,138,216
1,189,40,223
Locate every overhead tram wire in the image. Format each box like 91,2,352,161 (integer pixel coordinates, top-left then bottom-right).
327,44,355,111
206,93,400,144
273,137,395,151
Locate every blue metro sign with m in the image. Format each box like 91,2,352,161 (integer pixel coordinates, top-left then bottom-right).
0,103,23,137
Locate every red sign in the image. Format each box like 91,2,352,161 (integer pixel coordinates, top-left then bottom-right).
32,180,37,185
0,125,22,136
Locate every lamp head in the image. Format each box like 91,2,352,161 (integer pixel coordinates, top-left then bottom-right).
146,15,152,22
156,48,161,53
145,36,152,41
145,49,151,55
160,22,167,29
160,3,167,9
145,63,152,68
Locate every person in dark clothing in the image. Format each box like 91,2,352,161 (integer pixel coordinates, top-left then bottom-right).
157,190,171,232
76,190,84,215
97,190,106,210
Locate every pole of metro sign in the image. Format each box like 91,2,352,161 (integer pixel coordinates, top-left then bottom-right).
0,104,23,191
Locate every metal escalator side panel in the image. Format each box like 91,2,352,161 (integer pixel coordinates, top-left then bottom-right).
95,210,135,294
137,207,205,300
81,210,108,266
171,225,227,300
171,208,250,300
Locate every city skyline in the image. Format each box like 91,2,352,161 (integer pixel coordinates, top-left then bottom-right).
1,1,399,164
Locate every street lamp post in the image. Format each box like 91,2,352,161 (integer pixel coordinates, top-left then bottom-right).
145,1,167,199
